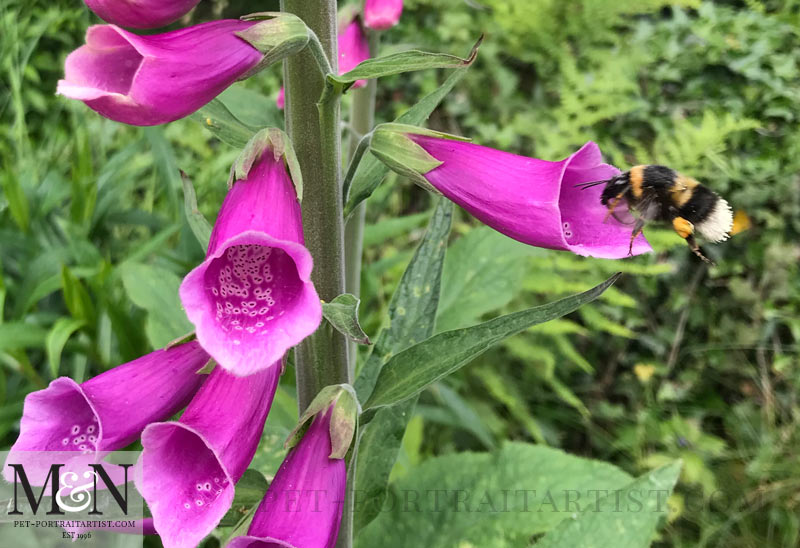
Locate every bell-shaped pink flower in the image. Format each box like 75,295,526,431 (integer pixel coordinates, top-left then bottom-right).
138,363,282,548
84,0,201,29
57,20,262,126
364,0,403,30
227,406,346,548
371,126,651,259
180,132,321,376
5,340,208,479
338,16,370,89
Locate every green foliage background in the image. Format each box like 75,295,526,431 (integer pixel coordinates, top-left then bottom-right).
1,0,798,546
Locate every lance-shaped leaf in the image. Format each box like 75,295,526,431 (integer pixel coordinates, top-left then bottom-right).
181,171,212,250
327,36,481,96
322,294,371,345
191,98,261,148
363,274,621,410
343,66,473,219
353,199,452,534
534,461,682,548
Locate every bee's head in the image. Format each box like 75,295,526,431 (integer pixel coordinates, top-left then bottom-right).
599,177,629,205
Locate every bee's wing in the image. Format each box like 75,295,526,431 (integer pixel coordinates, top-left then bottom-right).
608,187,660,226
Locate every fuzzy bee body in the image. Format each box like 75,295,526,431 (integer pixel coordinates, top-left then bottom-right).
580,165,733,263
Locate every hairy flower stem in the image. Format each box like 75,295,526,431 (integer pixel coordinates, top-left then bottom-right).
344,33,379,376
280,0,350,411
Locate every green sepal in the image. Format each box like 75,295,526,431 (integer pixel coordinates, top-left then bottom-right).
165,331,197,349
229,128,303,201
285,384,361,459
369,124,469,195
196,358,216,375
236,13,311,80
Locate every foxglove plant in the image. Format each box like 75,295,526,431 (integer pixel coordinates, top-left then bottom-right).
84,0,201,29
5,340,208,479
38,0,685,546
138,363,282,548
180,130,321,376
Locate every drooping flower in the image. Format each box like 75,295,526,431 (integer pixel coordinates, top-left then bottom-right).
180,130,321,376
84,0,201,29
5,340,208,480
227,405,346,548
138,363,282,548
363,0,403,31
338,15,370,89
57,15,309,126
369,125,652,259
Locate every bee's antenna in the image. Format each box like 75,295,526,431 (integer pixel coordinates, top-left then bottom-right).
575,179,611,190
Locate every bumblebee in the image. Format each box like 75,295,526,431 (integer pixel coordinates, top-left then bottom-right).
578,165,733,264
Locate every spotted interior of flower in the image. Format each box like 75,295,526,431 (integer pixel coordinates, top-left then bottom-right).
205,245,303,346
60,418,100,454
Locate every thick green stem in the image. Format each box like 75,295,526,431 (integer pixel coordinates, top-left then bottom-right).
344,33,378,375
281,0,349,411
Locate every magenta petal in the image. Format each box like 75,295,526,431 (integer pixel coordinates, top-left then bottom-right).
364,0,403,30
411,136,652,259
276,86,285,110
180,149,321,377
57,21,262,126
227,407,346,548
338,19,370,89
6,341,208,480
84,0,201,29
139,365,281,548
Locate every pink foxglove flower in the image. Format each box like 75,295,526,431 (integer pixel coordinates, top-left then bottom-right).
138,364,281,548
5,340,208,479
370,126,652,259
84,0,201,29
227,406,346,548
338,16,370,89
180,131,321,376
57,15,309,126
364,0,403,31
276,86,285,110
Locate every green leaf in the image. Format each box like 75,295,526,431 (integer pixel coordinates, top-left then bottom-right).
61,265,95,326
46,318,84,378
534,461,682,548
353,199,453,535
356,442,634,548
0,322,48,353
180,171,212,250
329,38,480,93
218,469,269,527
120,263,193,348
363,274,621,410
437,227,532,332
343,67,472,218
191,98,261,148
322,294,370,345
363,212,429,247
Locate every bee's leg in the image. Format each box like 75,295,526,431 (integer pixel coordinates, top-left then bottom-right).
685,234,715,266
628,218,646,256
604,193,626,223
672,216,714,265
